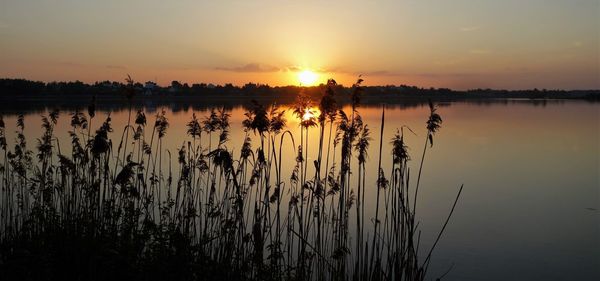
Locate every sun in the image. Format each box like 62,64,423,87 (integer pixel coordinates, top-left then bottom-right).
298,70,318,86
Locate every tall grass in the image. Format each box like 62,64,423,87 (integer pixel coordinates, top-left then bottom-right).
0,77,463,281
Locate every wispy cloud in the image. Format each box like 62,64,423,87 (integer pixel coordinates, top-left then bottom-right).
469,49,492,54
345,70,480,79
50,62,127,70
282,66,331,73
460,26,481,32
57,62,86,68
285,66,303,72
331,69,405,77
106,65,126,70
215,63,279,73
361,70,395,76
434,58,463,66
412,72,478,78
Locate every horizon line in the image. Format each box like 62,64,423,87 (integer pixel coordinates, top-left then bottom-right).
1,77,598,92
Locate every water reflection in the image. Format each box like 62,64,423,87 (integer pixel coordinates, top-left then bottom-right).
0,100,598,280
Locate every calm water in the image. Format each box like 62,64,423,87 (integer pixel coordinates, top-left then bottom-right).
1,100,598,280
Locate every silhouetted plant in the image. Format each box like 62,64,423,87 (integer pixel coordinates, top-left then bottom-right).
0,79,463,281
414,100,443,213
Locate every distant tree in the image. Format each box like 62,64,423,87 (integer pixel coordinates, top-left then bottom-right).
171,81,183,89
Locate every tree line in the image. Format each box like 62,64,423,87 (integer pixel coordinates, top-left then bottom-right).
0,78,598,101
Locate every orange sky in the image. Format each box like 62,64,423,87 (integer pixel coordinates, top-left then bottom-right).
0,0,598,89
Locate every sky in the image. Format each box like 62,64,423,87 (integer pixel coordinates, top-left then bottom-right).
0,0,598,89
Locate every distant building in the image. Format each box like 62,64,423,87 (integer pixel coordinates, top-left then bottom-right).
144,81,158,96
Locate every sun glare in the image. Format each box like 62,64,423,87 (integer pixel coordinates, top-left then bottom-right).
301,107,320,121
298,70,318,86
302,108,313,121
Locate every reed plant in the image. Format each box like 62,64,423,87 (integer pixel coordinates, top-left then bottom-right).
0,77,463,281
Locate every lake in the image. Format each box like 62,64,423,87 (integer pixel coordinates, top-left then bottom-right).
0,99,598,280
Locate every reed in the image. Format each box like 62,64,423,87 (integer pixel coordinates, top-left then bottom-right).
0,77,463,281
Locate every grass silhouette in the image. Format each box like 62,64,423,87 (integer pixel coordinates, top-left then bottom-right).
0,76,463,281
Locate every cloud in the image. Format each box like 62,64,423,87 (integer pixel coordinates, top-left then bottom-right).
215,63,279,73
412,72,477,78
291,66,485,81
348,70,479,79
284,66,302,72
106,65,126,69
367,71,477,79
215,63,336,74
361,70,394,76
329,69,407,77
469,49,492,54
57,62,86,68
434,58,462,66
282,66,328,73
460,26,481,32
50,62,127,70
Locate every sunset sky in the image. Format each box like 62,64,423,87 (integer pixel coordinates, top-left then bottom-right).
0,0,598,89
